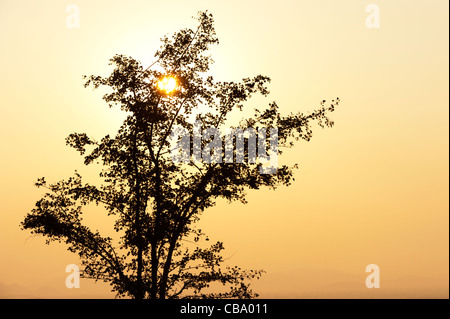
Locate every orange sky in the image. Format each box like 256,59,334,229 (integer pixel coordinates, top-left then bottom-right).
0,0,448,298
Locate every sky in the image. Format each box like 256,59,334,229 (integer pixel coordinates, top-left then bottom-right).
0,0,448,298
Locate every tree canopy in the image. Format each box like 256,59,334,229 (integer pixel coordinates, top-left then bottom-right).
21,11,339,299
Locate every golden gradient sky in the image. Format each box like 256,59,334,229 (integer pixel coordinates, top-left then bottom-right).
0,0,448,298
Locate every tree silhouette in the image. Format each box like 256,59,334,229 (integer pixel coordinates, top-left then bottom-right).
21,11,339,299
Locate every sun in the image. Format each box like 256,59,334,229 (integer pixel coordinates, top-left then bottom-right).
157,76,177,94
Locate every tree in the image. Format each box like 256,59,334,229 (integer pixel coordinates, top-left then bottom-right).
21,11,339,299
